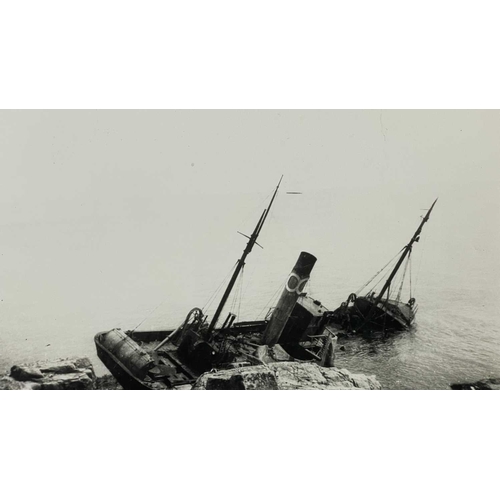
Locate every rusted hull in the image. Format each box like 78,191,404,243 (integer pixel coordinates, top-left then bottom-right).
94,329,198,389
355,297,413,330
94,251,337,388
95,310,332,388
95,333,158,390
331,296,416,336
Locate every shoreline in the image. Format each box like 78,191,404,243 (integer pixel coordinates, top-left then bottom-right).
1,356,382,390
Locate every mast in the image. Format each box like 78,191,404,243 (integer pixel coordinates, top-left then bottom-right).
370,198,438,311
206,176,283,337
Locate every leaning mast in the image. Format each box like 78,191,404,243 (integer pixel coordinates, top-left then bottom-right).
207,176,283,336
369,199,438,312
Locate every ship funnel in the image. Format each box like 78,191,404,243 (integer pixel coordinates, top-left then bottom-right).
261,251,317,346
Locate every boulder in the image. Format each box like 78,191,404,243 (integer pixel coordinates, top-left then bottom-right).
33,372,95,390
193,361,381,390
204,370,279,390
10,365,44,381
1,357,96,390
450,378,500,390
39,361,78,374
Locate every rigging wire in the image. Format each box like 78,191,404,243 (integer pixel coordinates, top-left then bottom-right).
129,296,171,333
130,262,238,333
237,191,273,232
355,248,404,295
202,261,238,313
229,267,241,317
207,182,281,327
414,227,427,295
238,264,245,321
257,277,287,320
409,252,413,298
367,254,403,295
212,262,245,329
396,252,411,302
305,276,313,298
130,184,281,335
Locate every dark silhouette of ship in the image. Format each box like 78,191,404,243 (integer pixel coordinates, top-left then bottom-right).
329,199,437,336
95,179,336,389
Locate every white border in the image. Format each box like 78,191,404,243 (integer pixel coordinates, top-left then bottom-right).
1,1,499,109
1,2,498,499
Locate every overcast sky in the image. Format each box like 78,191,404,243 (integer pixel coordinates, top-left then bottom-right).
1,110,498,225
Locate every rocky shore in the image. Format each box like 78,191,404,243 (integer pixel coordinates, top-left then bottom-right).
0,356,381,390
6,356,499,390
450,378,500,390
0,357,122,390
193,362,382,390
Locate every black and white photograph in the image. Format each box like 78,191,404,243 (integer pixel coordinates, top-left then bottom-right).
0,110,498,391
1,2,498,500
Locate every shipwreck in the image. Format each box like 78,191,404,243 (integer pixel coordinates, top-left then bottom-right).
329,199,438,336
95,178,337,389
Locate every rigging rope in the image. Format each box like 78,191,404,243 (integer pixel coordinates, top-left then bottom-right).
202,261,238,313
129,296,171,333
414,228,427,295
367,253,403,296
213,262,245,329
238,264,244,321
355,248,404,295
396,251,411,302
229,267,241,317
130,261,238,333
409,252,412,298
257,277,287,320
368,267,391,295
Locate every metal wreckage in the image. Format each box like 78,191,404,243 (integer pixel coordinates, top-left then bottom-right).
95,178,437,388
329,199,437,338
95,178,336,389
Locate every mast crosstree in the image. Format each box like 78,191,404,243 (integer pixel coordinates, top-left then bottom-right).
207,176,283,337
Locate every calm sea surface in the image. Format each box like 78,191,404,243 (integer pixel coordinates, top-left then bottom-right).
1,187,499,389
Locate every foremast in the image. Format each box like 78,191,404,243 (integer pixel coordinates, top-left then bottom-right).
206,176,283,337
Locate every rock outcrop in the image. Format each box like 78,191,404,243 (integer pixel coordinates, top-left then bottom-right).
450,378,500,390
193,361,382,390
0,358,96,390
1,358,381,390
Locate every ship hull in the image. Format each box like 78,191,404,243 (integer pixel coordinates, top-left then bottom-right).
95,333,157,389
94,329,198,390
331,296,416,336
95,306,335,389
